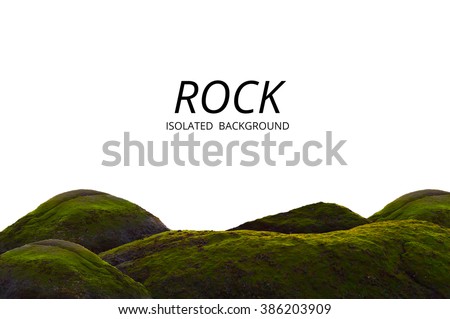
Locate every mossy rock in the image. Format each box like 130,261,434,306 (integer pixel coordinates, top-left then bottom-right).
0,239,150,298
369,189,450,227
230,202,368,234
0,190,169,254
101,220,450,298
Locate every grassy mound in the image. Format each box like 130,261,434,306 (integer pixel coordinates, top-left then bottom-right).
101,220,450,298
0,239,150,298
369,189,450,227
0,190,169,254
230,202,368,234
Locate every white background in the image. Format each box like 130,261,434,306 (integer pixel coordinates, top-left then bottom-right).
1,299,449,319
1,0,449,233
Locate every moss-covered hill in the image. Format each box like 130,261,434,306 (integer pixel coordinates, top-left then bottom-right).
0,190,169,254
1,189,449,299
230,202,368,234
369,189,450,227
0,239,150,298
101,220,450,298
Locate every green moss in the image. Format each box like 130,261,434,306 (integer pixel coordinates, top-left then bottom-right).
0,190,169,254
230,202,368,234
369,190,450,227
1,189,449,299
101,220,450,298
0,239,150,298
